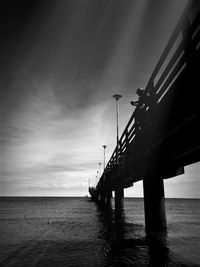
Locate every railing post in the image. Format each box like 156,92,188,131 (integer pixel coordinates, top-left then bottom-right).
119,139,122,155
125,129,129,148
183,19,193,68
182,13,198,105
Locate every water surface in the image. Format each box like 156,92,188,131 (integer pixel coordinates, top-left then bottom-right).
0,197,199,266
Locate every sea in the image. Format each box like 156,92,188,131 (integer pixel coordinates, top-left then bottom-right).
0,197,199,267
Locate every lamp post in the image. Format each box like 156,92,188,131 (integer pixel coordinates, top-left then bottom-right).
96,173,98,185
102,145,107,172
98,162,101,178
112,94,122,161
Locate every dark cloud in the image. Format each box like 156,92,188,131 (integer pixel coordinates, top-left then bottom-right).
0,0,189,116
0,0,189,129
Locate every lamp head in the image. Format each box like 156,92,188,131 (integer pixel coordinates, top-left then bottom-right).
112,94,122,101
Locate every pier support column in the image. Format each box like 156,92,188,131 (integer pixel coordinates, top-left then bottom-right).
115,187,124,211
143,175,167,233
100,194,106,205
106,191,112,206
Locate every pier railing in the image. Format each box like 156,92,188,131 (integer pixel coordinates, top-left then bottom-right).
99,0,200,187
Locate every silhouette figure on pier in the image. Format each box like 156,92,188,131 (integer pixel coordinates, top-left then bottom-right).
131,87,157,133
130,88,149,133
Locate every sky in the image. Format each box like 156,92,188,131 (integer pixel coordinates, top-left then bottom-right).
0,0,199,198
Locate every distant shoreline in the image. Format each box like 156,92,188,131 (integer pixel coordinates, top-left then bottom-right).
0,196,199,200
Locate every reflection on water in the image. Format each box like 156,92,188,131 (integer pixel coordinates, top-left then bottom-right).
96,202,173,266
0,198,199,266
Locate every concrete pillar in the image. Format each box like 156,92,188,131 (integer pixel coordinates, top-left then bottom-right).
98,194,101,201
100,194,106,205
143,175,167,233
115,187,124,211
106,191,112,206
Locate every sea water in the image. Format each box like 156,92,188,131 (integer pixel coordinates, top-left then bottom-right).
0,197,199,266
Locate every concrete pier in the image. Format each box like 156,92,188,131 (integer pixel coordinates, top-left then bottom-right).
100,194,106,205
105,191,112,206
115,187,124,211
143,174,167,232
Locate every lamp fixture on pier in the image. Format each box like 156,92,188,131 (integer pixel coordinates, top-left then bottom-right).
112,94,122,161
96,173,98,185
102,145,107,171
98,162,101,178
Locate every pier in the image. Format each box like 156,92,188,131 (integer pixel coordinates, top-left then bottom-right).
89,0,200,233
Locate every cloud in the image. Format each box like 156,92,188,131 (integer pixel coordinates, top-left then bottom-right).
1,0,198,198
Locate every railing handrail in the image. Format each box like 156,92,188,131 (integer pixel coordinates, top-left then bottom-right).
146,0,196,90
98,0,199,187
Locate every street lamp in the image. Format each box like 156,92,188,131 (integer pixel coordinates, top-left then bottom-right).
102,145,107,171
98,162,101,178
96,172,98,184
112,94,122,161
